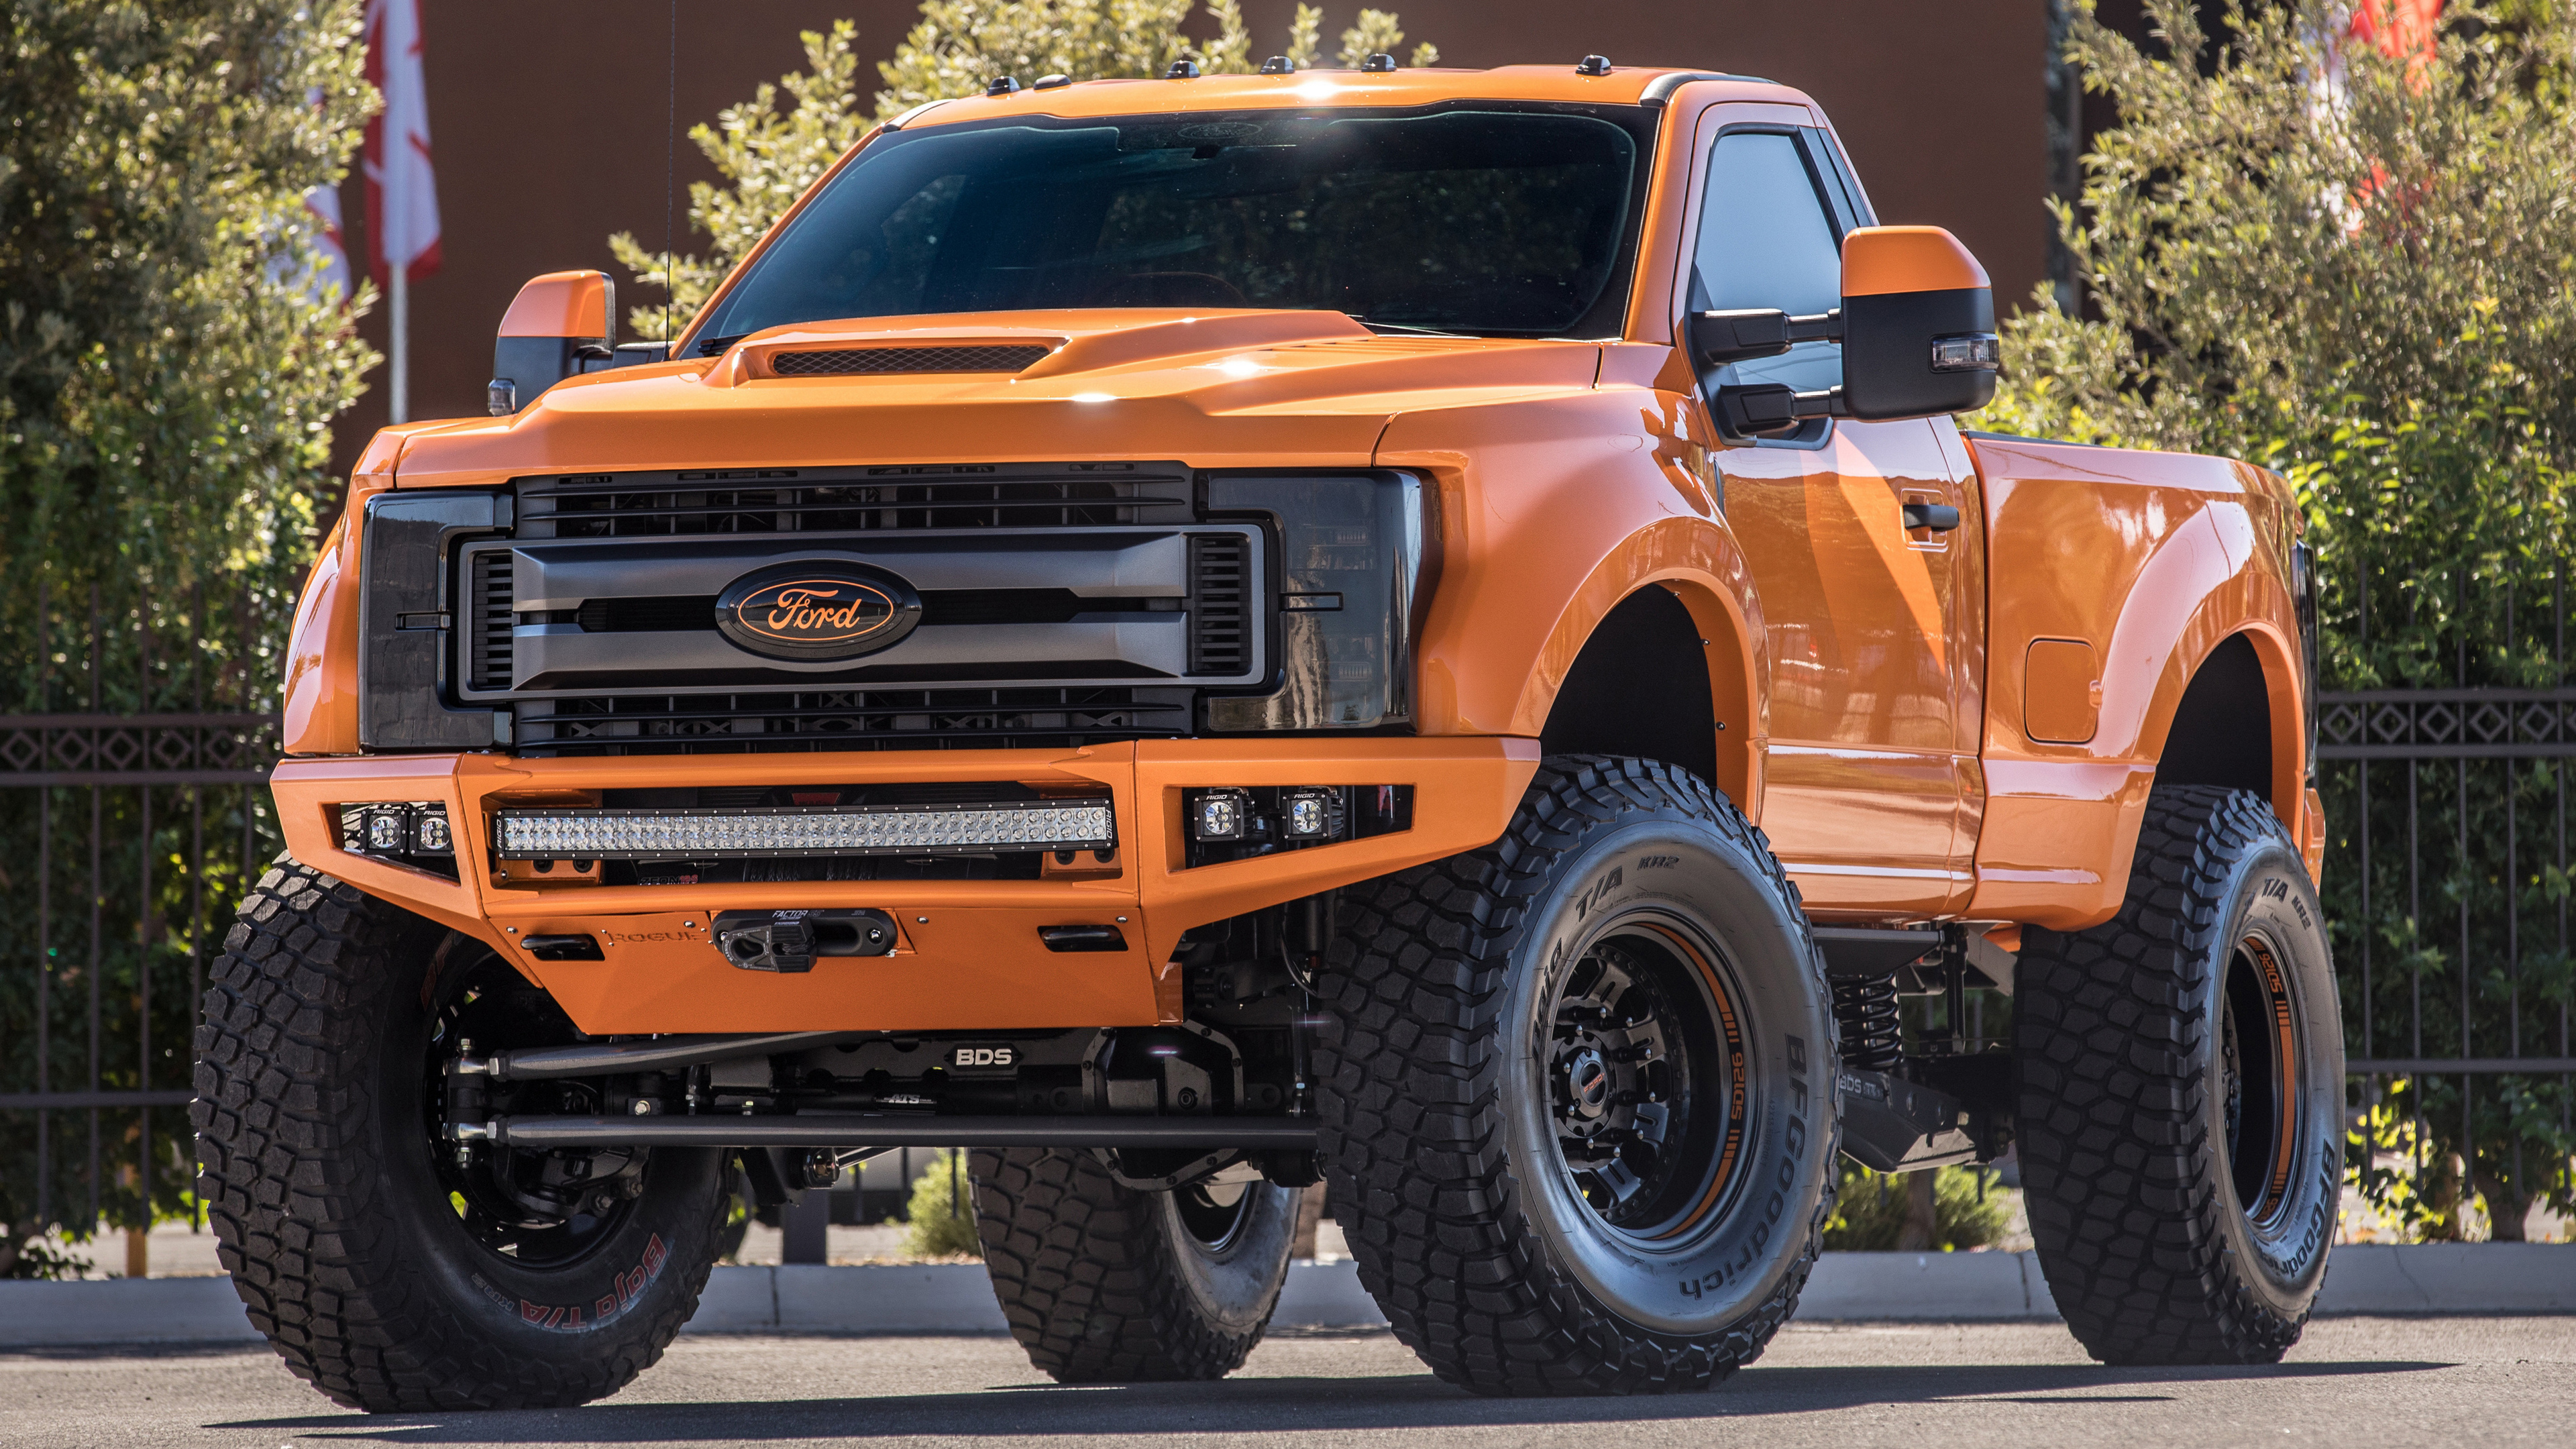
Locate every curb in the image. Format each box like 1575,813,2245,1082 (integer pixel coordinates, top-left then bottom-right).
4,1246,2569,1348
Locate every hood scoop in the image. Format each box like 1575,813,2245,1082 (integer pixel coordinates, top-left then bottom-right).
706,310,1373,388
763,341,1054,378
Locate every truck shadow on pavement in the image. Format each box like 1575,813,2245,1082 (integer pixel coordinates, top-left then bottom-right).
208,1360,2451,1442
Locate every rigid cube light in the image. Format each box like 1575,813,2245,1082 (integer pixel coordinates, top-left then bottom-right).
412,812,453,853
344,803,455,861
1281,788,1346,841
1189,788,1250,843
490,800,1116,861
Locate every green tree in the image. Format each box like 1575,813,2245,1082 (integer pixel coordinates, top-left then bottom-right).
1992,1,2576,1238
610,3,1438,339
0,0,378,1272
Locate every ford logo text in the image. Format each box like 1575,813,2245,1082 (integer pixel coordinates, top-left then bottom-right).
714,561,923,661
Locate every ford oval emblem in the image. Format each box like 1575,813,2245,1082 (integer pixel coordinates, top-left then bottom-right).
714,561,922,661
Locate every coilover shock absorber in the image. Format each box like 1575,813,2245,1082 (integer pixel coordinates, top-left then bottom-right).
1831,974,1904,1072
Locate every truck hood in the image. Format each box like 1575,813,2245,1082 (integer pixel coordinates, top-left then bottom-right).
389,309,1609,487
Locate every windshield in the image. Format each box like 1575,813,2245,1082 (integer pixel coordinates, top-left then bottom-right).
692,104,1652,346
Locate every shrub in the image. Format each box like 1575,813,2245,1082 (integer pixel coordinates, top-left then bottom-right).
0,0,378,1264
900,1148,983,1258
1991,0,2576,1241
1821,1164,2011,1252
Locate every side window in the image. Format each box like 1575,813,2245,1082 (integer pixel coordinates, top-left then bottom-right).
1688,131,1844,393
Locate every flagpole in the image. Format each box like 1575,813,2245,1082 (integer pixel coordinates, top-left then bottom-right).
390,264,408,424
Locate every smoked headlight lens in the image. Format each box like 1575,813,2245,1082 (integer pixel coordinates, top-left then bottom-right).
1202,472,1429,733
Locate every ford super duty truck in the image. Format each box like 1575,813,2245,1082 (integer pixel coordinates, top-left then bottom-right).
195,58,2339,1408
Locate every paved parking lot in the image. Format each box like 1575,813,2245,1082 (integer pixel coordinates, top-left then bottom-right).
3,1316,2569,1448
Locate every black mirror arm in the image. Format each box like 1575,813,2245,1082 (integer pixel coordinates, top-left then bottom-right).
1713,382,1847,438
1688,307,1844,368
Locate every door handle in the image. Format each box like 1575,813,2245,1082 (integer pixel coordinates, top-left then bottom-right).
1902,502,1962,533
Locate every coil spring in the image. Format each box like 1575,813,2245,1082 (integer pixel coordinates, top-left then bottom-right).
1832,974,1904,1073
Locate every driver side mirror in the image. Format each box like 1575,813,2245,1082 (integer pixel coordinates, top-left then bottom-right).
489,270,612,417
488,271,673,416
1690,225,2000,437
1839,226,1998,419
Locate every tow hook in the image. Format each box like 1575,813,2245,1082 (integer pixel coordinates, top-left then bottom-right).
713,908,897,973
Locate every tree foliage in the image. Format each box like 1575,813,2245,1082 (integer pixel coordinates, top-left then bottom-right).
1991,1,2576,1238
610,3,1439,339
0,0,380,672
900,1148,983,1258
1820,1163,2011,1253
0,0,376,1268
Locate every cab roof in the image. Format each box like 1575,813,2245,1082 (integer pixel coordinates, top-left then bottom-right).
885,64,1810,130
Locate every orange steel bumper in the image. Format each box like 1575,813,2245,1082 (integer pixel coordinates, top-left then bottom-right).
268,737,1542,1036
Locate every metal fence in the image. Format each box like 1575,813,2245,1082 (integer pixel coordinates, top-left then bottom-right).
1,591,281,1247
7,641,2570,1247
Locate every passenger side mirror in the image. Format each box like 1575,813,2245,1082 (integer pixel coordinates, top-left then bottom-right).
488,270,615,417
1837,225,1997,421
1690,225,1999,437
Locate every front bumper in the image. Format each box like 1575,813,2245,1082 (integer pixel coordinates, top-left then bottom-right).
269,737,1540,1035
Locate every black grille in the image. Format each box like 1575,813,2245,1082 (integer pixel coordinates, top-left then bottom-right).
769,344,1051,376
1188,533,1250,676
469,551,515,690
513,462,1194,539
568,590,1164,633
513,686,1193,757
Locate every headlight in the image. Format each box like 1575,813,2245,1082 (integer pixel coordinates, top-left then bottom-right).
1201,472,1430,732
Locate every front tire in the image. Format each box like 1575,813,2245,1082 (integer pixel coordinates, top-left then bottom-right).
973,1147,1299,1381
2016,784,2343,1364
192,859,727,1411
1316,757,1839,1395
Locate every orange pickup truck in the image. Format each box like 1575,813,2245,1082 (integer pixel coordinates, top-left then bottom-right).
195,58,2340,1409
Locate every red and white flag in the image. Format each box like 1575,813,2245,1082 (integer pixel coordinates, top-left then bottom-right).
303,182,355,300
362,0,440,285
285,88,354,304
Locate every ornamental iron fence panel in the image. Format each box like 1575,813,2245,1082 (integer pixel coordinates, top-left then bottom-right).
8,578,2571,1246
2316,565,2576,1238
0,587,282,1248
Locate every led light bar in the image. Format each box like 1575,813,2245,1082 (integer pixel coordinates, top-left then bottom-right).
491,801,1116,861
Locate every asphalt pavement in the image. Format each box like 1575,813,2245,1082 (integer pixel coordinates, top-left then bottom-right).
4,1316,2570,1449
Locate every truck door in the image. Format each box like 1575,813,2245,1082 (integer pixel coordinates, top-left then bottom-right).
1684,121,1980,918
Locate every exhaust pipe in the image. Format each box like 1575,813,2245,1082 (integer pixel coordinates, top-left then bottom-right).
453,1114,1318,1150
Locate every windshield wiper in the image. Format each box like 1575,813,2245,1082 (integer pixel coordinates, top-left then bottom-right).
1353,319,1472,338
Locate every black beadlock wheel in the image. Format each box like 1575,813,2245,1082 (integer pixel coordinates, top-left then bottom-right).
972,1146,1299,1381
2015,784,2343,1365
1314,757,1839,1395
191,857,727,1411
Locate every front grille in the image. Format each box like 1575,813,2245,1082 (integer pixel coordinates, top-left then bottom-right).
469,551,515,690
514,462,1194,539
513,686,1193,757
769,344,1051,376
1188,534,1250,676
568,590,1163,633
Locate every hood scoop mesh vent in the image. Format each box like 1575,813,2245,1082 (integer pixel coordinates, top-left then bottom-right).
768,344,1051,377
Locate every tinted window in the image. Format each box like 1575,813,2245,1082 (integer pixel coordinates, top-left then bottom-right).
1689,131,1843,392
697,107,1648,344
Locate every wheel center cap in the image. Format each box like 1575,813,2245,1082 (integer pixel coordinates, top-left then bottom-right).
1566,1049,1613,1120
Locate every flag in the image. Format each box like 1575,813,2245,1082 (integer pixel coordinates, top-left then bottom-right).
301,182,356,301
362,0,440,285
280,89,354,305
